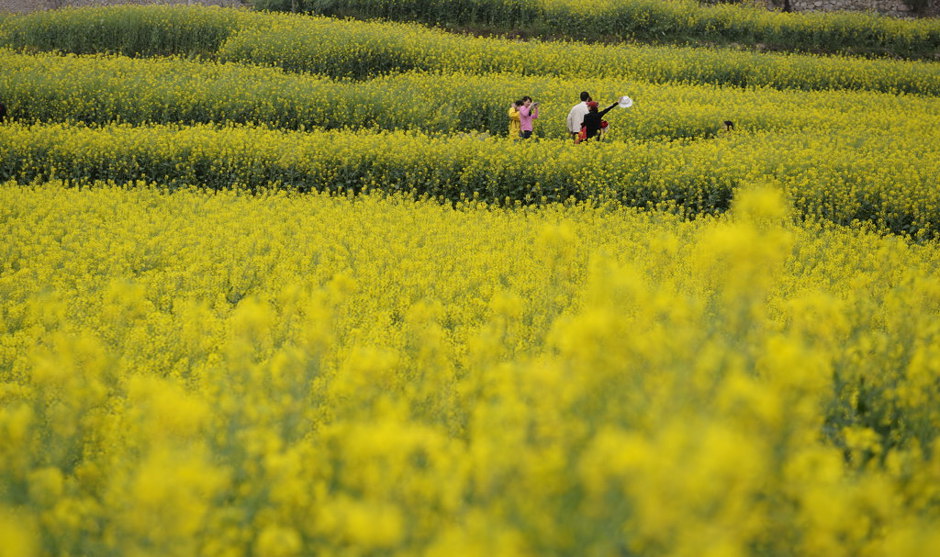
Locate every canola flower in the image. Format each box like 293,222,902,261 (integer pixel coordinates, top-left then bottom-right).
264,0,940,59
217,14,940,94
1,5,939,555
0,4,253,57
1,121,939,236
2,182,940,556
2,7,939,95
5,1,940,62
2,49,939,141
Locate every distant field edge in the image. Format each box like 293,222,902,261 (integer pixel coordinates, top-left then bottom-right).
247,0,940,61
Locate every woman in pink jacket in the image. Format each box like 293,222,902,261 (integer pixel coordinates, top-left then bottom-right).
517,96,539,139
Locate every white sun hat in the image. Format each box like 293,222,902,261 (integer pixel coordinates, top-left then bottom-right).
618,96,633,108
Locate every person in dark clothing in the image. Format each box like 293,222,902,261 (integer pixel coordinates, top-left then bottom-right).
580,100,618,142
0,101,7,122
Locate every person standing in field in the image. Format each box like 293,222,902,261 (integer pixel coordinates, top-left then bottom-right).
508,99,523,139
0,101,7,122
580,100,619,142
566,91,591,142
518,96,539,139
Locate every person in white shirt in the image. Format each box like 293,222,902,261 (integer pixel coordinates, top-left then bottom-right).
566,91,591,142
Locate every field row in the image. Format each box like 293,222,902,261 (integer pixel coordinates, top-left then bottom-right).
2,6,939,95
3,4,940,556
252,0,940,59
2,182,940,556
2,122,938,237
218,14,940,94
2,50,938,143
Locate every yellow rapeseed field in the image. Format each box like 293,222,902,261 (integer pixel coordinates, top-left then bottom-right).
4,49,938,138
2,6,939,94
2,4,940,556
2,121,939,236
2,182,940,556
